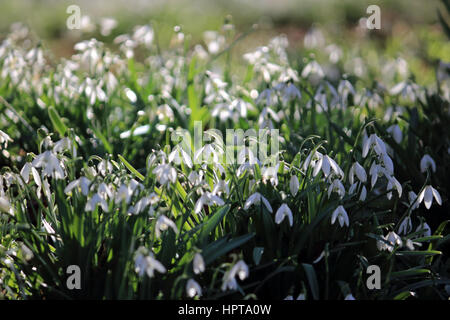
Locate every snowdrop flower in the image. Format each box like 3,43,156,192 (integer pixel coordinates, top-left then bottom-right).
362,133,387,158
261,164,279,187
415,222,431,238
134,249,166,278
132,25,154,48
221,260,249,291
285,293,306,300
194,144,223,164
420,154,436,173
408,191,419,210
301,61,324,79
378,231,402,252
212,179,230,196
0,196,11,213
349,162,367,185
231,98,252,118
85,193,109,212
169,145,193,168
387,124,403,144
344,294,356,300
64,177,91,196
244,192,273,213
155,215,178,238
153,163,177,186
328,179,346,199
290,175,299,197
80,77,106,106
128,196,153,215
97,182,113,199
386,175,402,200
0,130,12,149
256,88,275,106
186,279,202,298
398,216,412,235
313,154,344,179
20,162,40,184
331,205,349,227
99,17,118,37
193,253,205,274
53,137,73,154
359,185,367,201
389,81,419,102
115,183,134,204
32,151,65,180
405,238,422,251
276,82,302,103
275,203,293,226
97,159,113,176
417,185,442,209
194,192,225,214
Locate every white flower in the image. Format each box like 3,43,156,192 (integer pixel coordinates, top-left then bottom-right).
100,17,118,36
194,144,222,164
244,192,273,213
331,205,349,227
328,179,346,199
212,179,230,196
344,294,356,300
169,145,193,168
285,293,306,300
221,260,249,291
0,130,13,148
405,239,421,251
155,215,178,238
301,61,324,78
349,162,367,185
194,192,225,214
193,253,205,274
415,223,431,238
80,77,107,106
0,196,11,213
64,177,91,196
408,191,419,210
398,217,412,235
386,124,403,144
420,154,436,173
153,164,177,186
308,153,344,179
362,133,387,158
85,193,109,212
186,279,202,298
261,164,279,187
417,185,442,209
275,204,293,226
20,162,40,184
134,250,166,278
359,185,367,201
378,231,403,252
386,175,402,200
32,151,65,180
53,137,72,154
97,159,113,176
289,175,299,197
277,82,302,103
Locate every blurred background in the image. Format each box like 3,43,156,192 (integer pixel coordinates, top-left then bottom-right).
0,0,448,84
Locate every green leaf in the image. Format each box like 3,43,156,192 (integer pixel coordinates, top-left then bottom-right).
253,247,264,266
302,263,320,300
203,233,254,265
118,154,145,181
390,268,431,279
197,205,230,245
48,106,67,136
